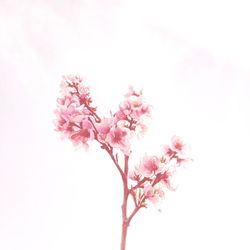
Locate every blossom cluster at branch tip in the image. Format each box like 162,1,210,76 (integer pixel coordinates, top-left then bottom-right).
54,75,151,154
54,75,97,149
129,135,190,205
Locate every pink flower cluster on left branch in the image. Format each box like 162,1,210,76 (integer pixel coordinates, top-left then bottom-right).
54,75,151,154
54,75,98,149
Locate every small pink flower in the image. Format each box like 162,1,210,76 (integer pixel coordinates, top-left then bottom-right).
135,122,148,138
163,136,186,158
61,74,83,89
96,117,114,141
54,96,81,132
114,110,127,122
117,86,151,122
106,126,131,155
160,171,175,191
129,169,142,182
70,119,94,148
137,155,162,177
60,75,83,95
78,84,90,101
171,135,186,153
124,85,141,98
119,96,150,121
163,145,176,158
144,184,165,204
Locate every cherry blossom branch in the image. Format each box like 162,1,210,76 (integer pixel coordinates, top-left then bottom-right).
54,75,191,250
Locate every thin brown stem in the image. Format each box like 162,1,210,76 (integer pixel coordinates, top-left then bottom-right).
120,155,130,250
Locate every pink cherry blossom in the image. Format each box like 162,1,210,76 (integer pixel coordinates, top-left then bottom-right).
60,75,84,96
171,135,186,153
163,136,187,158
114,110,127,121
60,74,94,108
106,126,131,155
143,184,165,204
160,171,175,191
54,96,81,132
115,86,151,124
70,119,94,148
124,85,141,98
119,96,151,121
96,117,114,141
137,155,162,177
134,121,148,137
163,145,176,158
128,168,142,182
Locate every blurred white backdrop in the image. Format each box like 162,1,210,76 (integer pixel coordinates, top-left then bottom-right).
0,0,250,249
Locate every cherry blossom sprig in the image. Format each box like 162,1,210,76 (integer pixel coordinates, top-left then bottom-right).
129,136,190,208
54,75,191,250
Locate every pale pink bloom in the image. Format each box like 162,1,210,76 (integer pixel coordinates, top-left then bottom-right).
128,169,142,182
55,98,80,132
116,86,151,124
119,96,151,121
60,75,92,106
144,184,165,204
96,117,114,141
55,93,89,128
163,136,186,159
60,75,84,96
137,155,162,177
114,110,127,122
119,100,132,116
171,135,186,153
160,171,175,191
70,119,94,147
106,126,131,155
124,85,142,98
78,85,90,101
163,145,176,158
129,96,150,120
61,74,83,87
163,136,192,167
135,122,148,138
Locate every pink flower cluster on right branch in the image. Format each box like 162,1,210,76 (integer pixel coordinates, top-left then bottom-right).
95,86,151,155
129,136,191,206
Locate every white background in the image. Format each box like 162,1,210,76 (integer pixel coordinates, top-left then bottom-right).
0,0,250,249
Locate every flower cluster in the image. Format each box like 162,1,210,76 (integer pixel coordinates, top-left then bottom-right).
55,75,190,206
129,136,190,205
54,76,151,154
54,75,98,149
96,86,151,154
